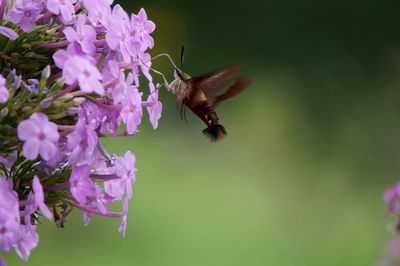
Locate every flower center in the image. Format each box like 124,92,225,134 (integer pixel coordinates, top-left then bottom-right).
24,11,32,17
137,24,144,33
83,70,91,77
38,132,46,140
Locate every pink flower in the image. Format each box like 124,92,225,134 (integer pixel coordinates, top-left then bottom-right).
104,152,136,201
63,15,96,54
53,43,95,69
120,87,143,135
13,225,38,261
146,83,162,129
46,0,77,22
0,178,20,252
114,151,136,199
17,113,60,161
118,199,128,237
8,2,43,32
0,256,6,266
67,119,99,165
63,56,104,95
23,176,52,221
107,62,135,105
384,183,400,215
0,75,8,103
106,5,140,63
70,164,96,205
0,151,17,169
131,8,155,50
82,0,112,27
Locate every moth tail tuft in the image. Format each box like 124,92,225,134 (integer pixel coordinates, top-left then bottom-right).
202,124,227,142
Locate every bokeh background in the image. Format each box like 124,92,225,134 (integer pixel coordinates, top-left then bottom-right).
5,0,400,265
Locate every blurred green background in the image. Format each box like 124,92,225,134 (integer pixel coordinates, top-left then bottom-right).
5,0,400,265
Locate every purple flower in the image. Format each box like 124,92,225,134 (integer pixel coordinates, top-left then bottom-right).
13,225,39,261
106,6,140,62
63,56,104,95
82,0,111,27
385,238,400,260
93,186,115,214
130,52,153,85
46,0,77,22
53,43,94,69
146,83,162,129
118,199,128,237
17,113,60,161
0,178,20,252
0,26,18,40
0,256,6,266
120,87,143,135
131,8,155,50
67,119,98,165
0,1,161,261
79,100,101,127
384,183,400,215
97,107,120,135
114,151,136,199
63,15,96,54
26,79,39,95
70,164,96,205
0,74,8,103
114,73,135,105
2,69,21,89
29,176,52,220
8,2,43,32
138,52,153,82
104,152,136,200
0,151,17,168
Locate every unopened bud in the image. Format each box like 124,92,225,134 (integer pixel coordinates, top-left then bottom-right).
40,97,53,109
13,75,21,89
0,108,8,117
73,97,86,106
67,107,80,115
41,65,51,79
21,106,33,112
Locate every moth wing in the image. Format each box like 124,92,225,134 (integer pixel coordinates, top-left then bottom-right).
188,64,240,92
214,76,251,104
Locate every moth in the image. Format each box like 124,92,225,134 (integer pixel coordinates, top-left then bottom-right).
168,48,251,141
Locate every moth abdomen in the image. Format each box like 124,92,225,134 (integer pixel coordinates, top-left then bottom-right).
202,124,227,142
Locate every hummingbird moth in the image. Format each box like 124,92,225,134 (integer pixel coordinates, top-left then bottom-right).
169,48,251,142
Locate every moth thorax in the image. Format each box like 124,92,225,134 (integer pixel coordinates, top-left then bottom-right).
169,77,189,100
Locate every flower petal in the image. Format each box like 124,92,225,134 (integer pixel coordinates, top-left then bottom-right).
22,139,39,160
18,121,40,140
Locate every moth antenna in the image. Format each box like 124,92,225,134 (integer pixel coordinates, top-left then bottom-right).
180,46,185,74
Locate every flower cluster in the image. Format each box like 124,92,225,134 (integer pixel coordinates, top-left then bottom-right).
380,184,400,265
0,0,163,264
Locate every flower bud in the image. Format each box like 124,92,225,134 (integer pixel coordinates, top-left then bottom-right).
73,97,86,105
41,65,51,80
0,108,8,117
40,97,53,109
